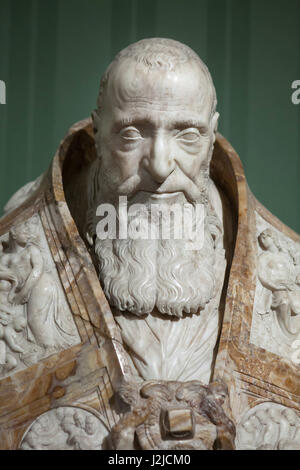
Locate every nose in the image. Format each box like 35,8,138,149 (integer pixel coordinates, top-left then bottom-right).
145,132,175,183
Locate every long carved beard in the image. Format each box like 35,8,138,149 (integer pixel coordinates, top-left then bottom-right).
94,203,218,318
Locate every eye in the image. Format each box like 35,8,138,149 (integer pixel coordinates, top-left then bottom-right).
120,126,142,141
176,128,201,144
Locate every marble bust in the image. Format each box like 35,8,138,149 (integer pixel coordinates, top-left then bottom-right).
0,38,299,450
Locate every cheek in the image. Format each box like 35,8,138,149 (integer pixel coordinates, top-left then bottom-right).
102,140,142,180
172,138,211,178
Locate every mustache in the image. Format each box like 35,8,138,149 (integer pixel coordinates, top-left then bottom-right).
117,166,205,204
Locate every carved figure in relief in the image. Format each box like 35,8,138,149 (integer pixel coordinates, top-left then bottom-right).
20,407,109,450
257,228,300,340
0,217,78,352
236,403,300,450
0,304,26,372
0,251,27,371
238,415,261,449
277,408,300,449
255,408,280,449
61,410,104,450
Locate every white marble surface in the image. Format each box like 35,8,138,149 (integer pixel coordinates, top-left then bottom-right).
2,174,44,216
20,407,109,450
0,214,80,378
236,402,300,450
86,38,227,382
251,212,300,360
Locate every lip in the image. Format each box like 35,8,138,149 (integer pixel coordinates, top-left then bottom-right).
148,191,182,199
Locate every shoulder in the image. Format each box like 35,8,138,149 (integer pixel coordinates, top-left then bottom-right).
27,245,41,257
2,174,44,217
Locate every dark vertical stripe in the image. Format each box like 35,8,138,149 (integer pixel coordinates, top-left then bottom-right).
247,0,299,231
130,0,137,43
6,0,33,201
0,0,11,211
229,0,250,166
207,0,250,164
54,0,112,144
111,0,135,58
25,0,39,181
222,0,233,139
31,0,59,179
136,0,157,40
155,0,208,60
207,0,228,135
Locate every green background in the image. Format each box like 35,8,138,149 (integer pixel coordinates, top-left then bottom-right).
0,0,299,232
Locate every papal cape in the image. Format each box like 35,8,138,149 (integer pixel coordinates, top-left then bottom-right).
0,118,299,450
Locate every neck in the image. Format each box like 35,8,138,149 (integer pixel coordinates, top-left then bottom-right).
9,238,21,252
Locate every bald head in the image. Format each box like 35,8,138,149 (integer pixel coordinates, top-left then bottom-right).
96,38,217,119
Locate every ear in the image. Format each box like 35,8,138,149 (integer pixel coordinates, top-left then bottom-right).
91,110,101,135
211,112,219,136
210,112,219,145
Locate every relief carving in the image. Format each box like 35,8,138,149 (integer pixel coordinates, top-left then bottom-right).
20,407,109,450
105,380,235,450
236,402,300,450
0,215,80,377
251,214,300,358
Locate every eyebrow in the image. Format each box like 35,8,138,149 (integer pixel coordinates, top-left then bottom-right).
114,117,208,132
171,119,208,131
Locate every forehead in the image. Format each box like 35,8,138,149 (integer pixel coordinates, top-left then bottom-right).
103,59,214,123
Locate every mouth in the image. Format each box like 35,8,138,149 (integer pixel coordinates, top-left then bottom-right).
126,189,188,205
149,191,182,199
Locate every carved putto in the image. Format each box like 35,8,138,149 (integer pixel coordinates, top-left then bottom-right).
236,403,300,450
20,407,108,450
